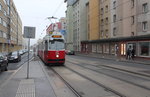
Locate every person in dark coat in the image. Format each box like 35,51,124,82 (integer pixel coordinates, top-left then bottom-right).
131,48,135,60
126,46,131,60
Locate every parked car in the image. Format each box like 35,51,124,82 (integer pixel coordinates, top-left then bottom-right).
0,53,8,71
8,51,21,62
19,50,24,55
65,50,75,55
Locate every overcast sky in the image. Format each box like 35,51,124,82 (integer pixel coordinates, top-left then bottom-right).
13,0,67,45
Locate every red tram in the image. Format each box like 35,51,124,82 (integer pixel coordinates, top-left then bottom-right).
38,32,65,65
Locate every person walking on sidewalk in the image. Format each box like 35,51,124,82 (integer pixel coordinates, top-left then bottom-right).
131,48,135,60
126,46,132,60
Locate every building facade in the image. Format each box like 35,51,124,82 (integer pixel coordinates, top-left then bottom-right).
88,0,99,40
65,0,89,52
82,0,150,59
0,0,22,54
65,5,74,51
99,0,111,39
65,0,150,59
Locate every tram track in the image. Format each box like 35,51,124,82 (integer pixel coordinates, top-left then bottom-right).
39,57,123,97
38,55,150,97
61,65,126,97
38,59,82,97
50,67,82,97
96,64,150,78
67,57,150,78
67,60,150,91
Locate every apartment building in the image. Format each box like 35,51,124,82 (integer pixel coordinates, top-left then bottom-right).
81,0,150,59
65,0,88,52
0,0,22,53
134,0,150,57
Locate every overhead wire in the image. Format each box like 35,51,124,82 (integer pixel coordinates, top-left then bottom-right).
52,0,65,17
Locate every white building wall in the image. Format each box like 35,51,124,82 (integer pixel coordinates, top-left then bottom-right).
66,6,74,51
73,1,80,51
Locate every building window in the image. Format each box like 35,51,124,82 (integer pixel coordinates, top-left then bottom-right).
0,17,2,24
101,8,104,15
121,43,126,55
3,0,7,5
131,16,134,24
0,30,3,38
105,29,108,37
3,32,7,38
0,4,2,11
97,44,102,53
113,14,116,22
105,5,108,13
6,0,10,5
7,6,10,15
131,0,134,8
4,10,7,16
139,42,149,56
101,19,104,25
143,3,148,13
101,30,104,37
103,44,109,54
92,44,97,53
3,21,7,27
142,21,148,31
113,27,116,36
113,1,116,9
105,17,108,24
110,43,115,54
131,32,134,36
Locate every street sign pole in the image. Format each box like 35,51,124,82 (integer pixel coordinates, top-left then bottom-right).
24,26,36,79
27,38,30,79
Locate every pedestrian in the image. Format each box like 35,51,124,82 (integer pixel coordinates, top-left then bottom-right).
131,48,135,60
126,46,131,60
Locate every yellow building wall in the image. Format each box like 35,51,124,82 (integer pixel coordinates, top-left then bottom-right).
89,0,100,40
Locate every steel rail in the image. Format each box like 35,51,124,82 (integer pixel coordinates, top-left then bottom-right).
67,61,150,91
68,57,150,78
50,67,82,97
64,65,126,97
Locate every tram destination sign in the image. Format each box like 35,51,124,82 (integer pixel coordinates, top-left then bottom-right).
24,26,36,38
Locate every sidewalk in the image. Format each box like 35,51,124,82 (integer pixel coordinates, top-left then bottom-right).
0,58,57,97
76,52,150,65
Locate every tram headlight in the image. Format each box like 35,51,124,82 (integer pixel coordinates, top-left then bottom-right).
56,55,59,58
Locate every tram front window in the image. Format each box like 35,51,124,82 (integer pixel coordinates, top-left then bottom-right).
49,40,64,50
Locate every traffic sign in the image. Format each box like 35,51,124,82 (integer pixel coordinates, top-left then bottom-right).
24,26,36,38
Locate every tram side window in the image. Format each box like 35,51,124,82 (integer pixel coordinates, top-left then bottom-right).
49,41,55,50
45,41,48,51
